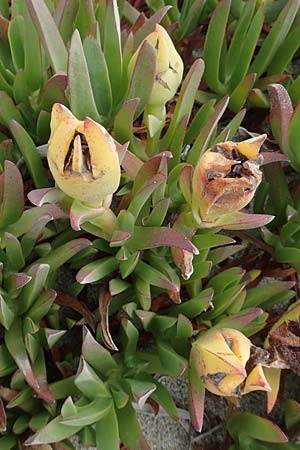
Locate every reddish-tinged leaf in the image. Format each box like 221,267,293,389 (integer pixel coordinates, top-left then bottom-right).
98,288,118,351
248,88,270,108
76,256,119,284
202,212,275,230
17,264,50,314
127,226,198,254
27,188,65,207
5,272,32,291
189,350,205,432
265,367,281,413
115,140,143,178
35,238,92,273
70,200,106,231
215,308,264,330
268,84,293,151
256,74,290,91
55,291,96,331
0,161,24,229
179,165,193,205
40,73,67,111
133,6,171,49
6,204,68,237
261,152,289,165
5,318,54,404
0,14,8,40
227,412,288,443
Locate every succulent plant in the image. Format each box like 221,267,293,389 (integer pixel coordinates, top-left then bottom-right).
198,0,300,111
227,412,299,449
1,1,300,449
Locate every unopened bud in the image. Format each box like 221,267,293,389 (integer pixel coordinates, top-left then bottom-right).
47,104,120,207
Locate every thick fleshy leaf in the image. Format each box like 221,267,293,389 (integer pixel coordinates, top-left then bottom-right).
82,326,118,376
0,294,14,330
76,257,118,284
35,238,91,275
126,226,198,254
187,96,229,164
127,40,156,118
228,73,256,112
157,340,187,377
40,73,68,112
245,281,295,309
61,397,112,428
9,120,49,188
200,212,275,230
203,0,230,94
268,84,293,152
17,264,50,314
5,318,54,404
25,416,82,445
135,260,179,294
96,404,119,450
0,91,25,128
168,288,213,318
227,413,288,443
116,402,151,450
6,204,68,237
133,6,171,49
100,0,123,103
25,0,68,72
214,308,264,331
75,357,110,399
53,0,79,44
250,0,300,78
69,200,106,231
68,30,101,122
265,367,281,414
83,36,112,116
0,160,24,229
27,289,57,323
161,59,205,149
189,350,205,432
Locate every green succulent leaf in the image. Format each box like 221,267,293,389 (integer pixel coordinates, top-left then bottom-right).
227,413,288,443
68,29,101,122
0,160,24,229
127,41,156,119
9,120,50,188
96,403,119,450
203,0,230,94
83,36,112,117
25,0,68,72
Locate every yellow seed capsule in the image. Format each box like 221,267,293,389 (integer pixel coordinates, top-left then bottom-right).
128,24,184,107
192,135,266,222
191,328,251,397
47,104,120,207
